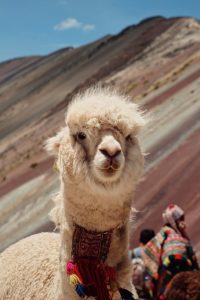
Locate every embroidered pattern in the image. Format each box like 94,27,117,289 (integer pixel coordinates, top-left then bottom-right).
72,224,112,262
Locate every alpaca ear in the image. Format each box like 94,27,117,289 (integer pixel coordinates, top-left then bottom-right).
44,128,67,155
134,112,147,135
133,102,150,135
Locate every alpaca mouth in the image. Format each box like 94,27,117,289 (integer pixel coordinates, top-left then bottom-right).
100,160,121,171
104,167,116,176
98,162,121,177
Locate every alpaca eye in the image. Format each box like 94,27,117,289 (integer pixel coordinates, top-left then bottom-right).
126,134,132,141
77,132,87,141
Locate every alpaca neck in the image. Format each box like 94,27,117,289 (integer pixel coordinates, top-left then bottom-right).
62,181,133,232
57,181,134,299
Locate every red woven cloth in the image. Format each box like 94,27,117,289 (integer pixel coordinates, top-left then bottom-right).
71,224,113,300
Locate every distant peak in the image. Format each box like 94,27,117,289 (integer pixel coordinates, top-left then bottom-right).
138,16,165,25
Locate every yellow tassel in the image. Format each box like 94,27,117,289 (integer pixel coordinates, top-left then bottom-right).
69,274,81,286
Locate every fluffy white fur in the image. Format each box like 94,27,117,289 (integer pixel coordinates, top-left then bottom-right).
0,87,146,300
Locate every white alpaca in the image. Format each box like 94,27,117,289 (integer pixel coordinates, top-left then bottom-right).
0,87,146,300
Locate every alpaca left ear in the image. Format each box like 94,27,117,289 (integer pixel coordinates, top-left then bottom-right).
134,112,147,135
44,127,67,155
128,102,148,135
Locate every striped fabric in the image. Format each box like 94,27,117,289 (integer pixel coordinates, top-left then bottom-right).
142,226,198,299
162,228,191,263
142,226,191,278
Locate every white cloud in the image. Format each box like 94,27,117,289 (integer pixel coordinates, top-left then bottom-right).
54,18,81,31
54,18,95,32
83,24,95,31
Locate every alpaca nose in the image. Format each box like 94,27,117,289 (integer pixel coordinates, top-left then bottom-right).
100,147,121,159
99,134,122,159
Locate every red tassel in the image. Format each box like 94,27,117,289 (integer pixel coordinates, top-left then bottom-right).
77,258,112,300
105,265,117,281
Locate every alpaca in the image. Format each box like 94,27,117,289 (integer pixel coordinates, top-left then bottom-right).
0,87,146,300
165,270,200,300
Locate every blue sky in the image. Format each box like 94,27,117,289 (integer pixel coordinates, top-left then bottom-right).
0,0,200,63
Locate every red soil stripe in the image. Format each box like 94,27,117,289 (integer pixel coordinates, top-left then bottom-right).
0,157,54,198
131,127,200,247
136,127,200,207
144,68,200,110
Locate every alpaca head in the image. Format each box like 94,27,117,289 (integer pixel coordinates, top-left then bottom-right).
46,87,146,195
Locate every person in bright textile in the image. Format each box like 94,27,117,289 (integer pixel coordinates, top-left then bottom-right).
130,229,155,299
142,204,199,300
130,229,155,259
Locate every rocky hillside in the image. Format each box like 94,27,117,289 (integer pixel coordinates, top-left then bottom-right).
0,16,200,257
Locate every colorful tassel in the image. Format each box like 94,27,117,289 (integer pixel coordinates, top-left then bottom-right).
69,274,81,286
77,259,110,300
66,260,89,298
75,284,87,298
66,260,135,300
66,260,78,275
